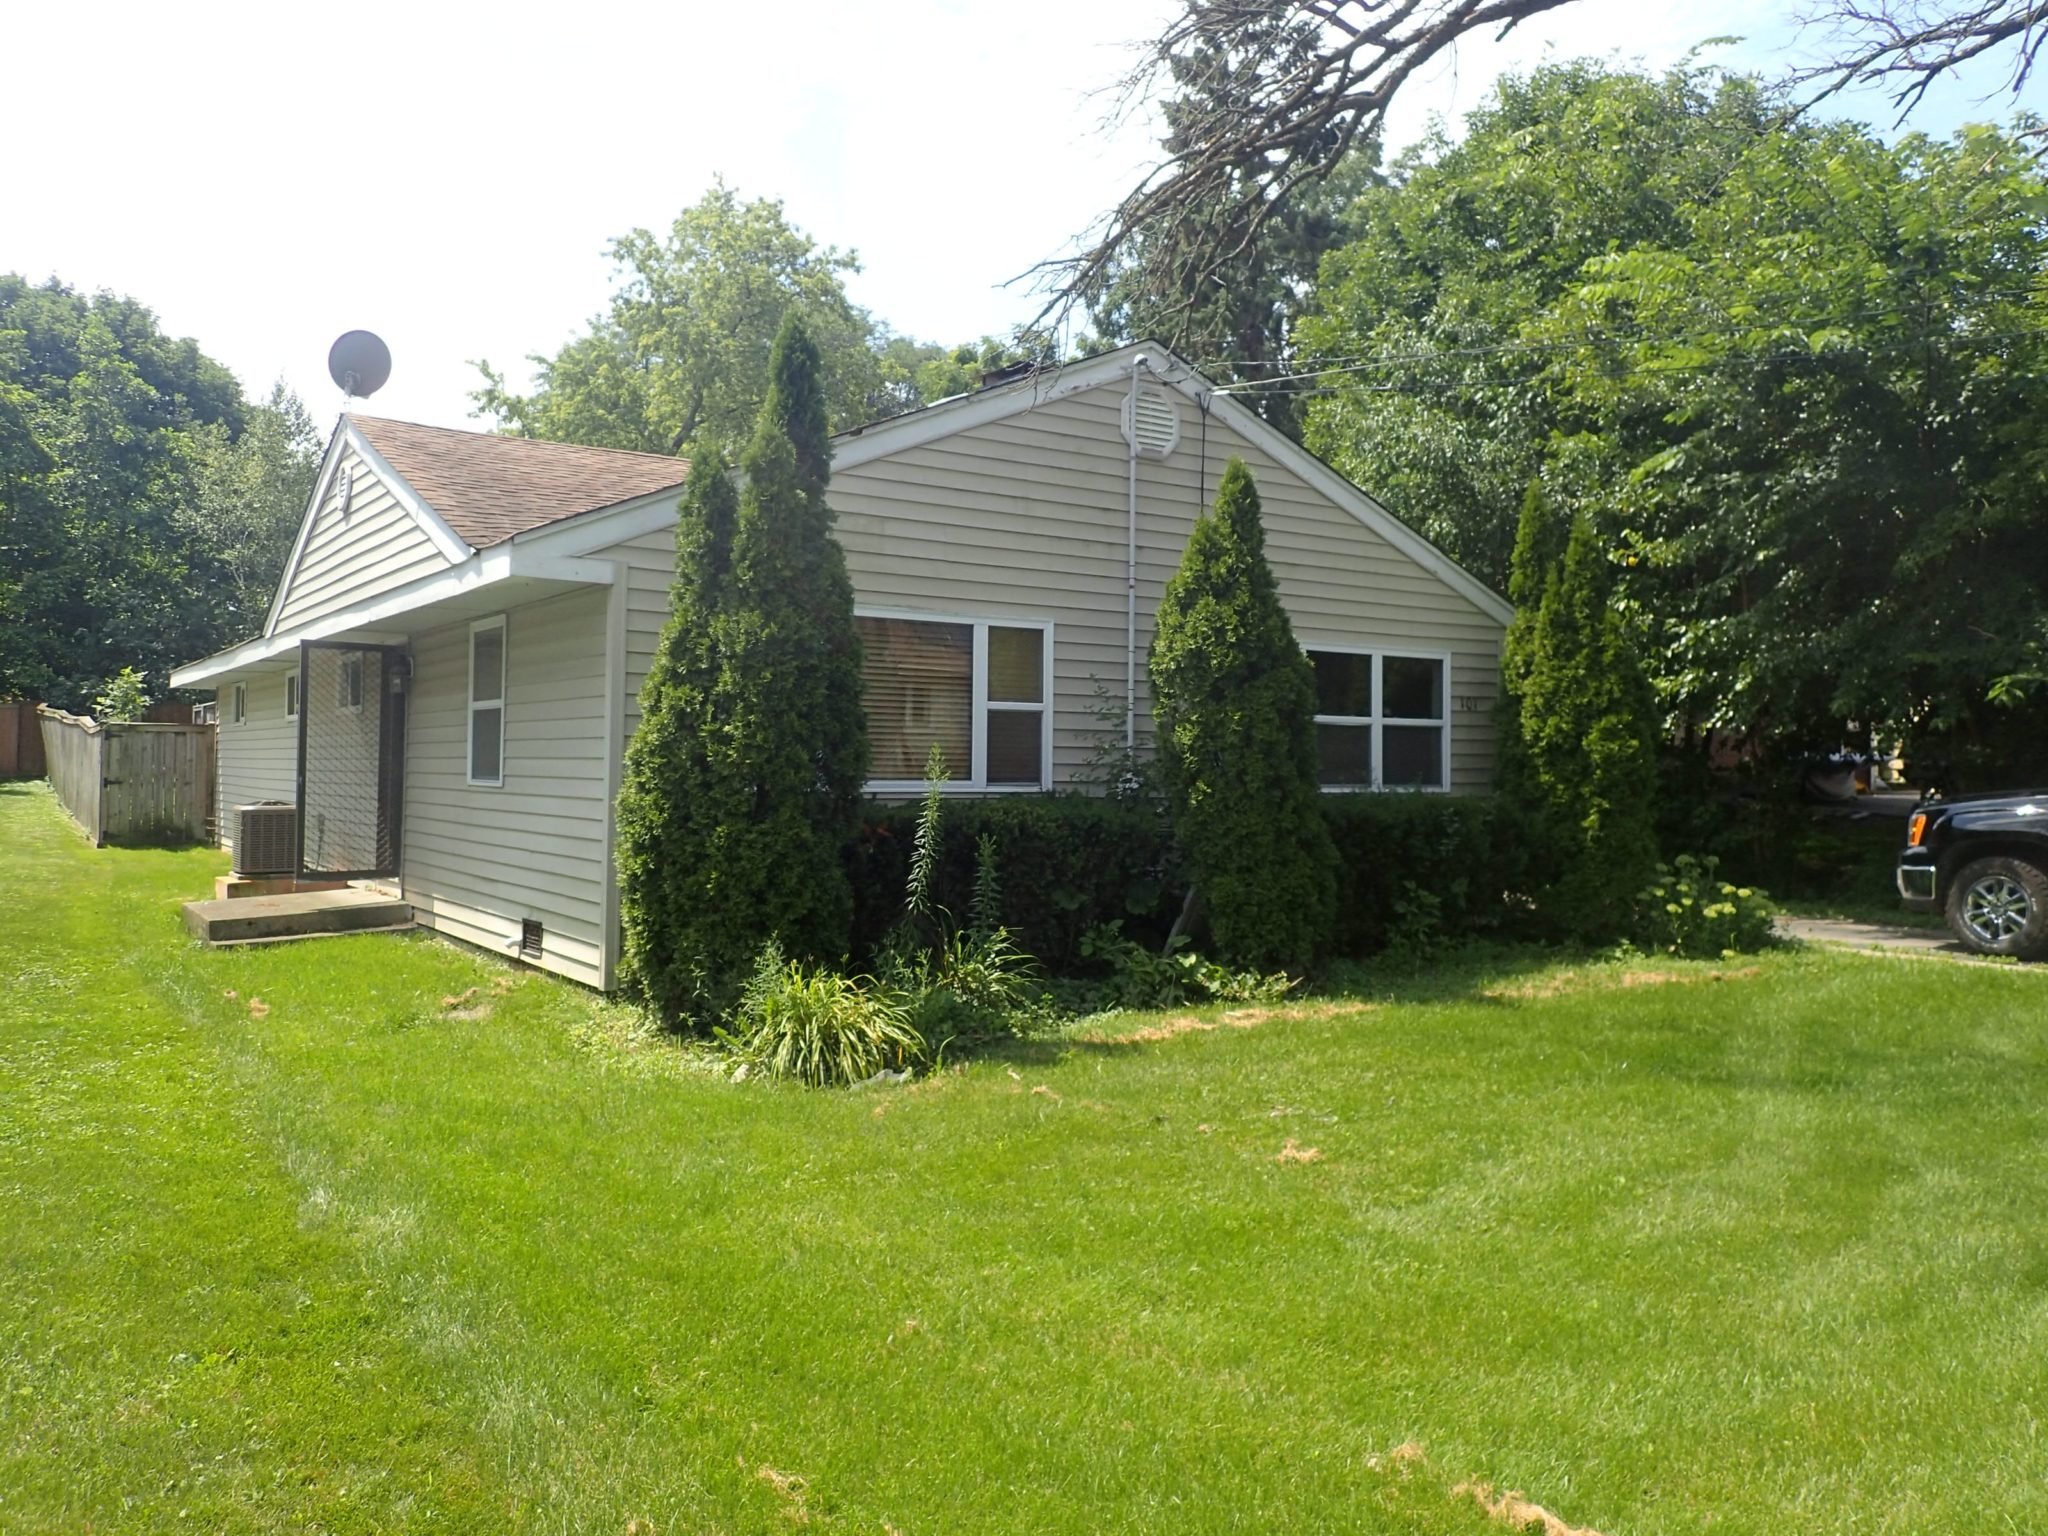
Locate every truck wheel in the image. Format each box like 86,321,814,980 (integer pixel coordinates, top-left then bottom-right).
1946,857,2048,960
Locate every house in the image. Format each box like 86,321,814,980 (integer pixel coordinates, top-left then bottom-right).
170,342,1512,989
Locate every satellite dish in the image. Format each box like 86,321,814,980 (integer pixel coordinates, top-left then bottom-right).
327,330,391,400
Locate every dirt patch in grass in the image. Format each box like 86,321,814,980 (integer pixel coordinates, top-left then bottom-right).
1485,965,1760,1002
1087,999,1377,1046
1454,1480,1607,1536
1275,1138,1324,1164
1367,1443,1605,1536
754,1463,813,1524
1224,1000,1377,1026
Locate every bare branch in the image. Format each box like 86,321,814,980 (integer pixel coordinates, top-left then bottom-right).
1792,0,2048,122
1022,0,1576,344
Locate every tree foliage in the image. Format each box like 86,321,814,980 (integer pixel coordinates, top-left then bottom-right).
615,314,870,1026
475,184,1010,453
1298,64,1780,588
1150,457,1335,969
0,276,318,709
1044,0,2048,338
1299,62,2048,761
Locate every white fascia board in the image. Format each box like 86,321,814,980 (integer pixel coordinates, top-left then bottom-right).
260,420,349,638
828,345,1150,473
342,420,475,564
1189,381,1516,628
172,548,618,688
507,484,686,558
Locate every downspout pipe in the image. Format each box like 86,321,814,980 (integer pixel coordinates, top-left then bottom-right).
1126,354,1148,753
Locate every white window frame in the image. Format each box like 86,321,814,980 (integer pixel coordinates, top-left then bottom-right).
467,615,507,788
336,654,365,714
284,669,299,722
229,682,246,726
1307,644,1453,794
857,607,1055,795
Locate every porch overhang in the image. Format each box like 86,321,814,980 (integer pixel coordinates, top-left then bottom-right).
171,547,617,689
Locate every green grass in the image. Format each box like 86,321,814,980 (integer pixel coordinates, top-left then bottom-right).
6,779,2048,1533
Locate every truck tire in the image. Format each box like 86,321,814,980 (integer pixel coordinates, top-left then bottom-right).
1945,856,2048,960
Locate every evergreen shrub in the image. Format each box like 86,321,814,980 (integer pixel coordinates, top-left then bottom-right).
1321,794,1535,955
1149,457,1337,970
850,795,1180,972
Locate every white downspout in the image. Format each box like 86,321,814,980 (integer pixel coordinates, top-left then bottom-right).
1125,354,1148,752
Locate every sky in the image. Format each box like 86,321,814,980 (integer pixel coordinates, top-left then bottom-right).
6,1,2038,431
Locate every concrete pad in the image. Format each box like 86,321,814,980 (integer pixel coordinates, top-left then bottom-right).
183,887,412,946
212,875,350,900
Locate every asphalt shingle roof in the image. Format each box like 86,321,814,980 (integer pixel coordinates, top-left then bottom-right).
346,415,690,549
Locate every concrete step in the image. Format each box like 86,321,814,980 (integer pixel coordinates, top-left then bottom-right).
183,888,414,946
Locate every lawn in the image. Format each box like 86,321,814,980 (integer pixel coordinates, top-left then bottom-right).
5,780,2048,1534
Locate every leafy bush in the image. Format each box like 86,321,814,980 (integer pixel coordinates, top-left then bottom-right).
851,795,1181,971
1322,795,1535,957
1631,855,1779,958
884,927,1045,1050
721,944,924,1087
1078,922,1294,1011
93,667,151,723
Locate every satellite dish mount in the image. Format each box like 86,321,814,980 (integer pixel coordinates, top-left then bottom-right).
328,330,392,402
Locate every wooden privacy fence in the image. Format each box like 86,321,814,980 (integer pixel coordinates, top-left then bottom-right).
37,707,216,847
0,701,46,779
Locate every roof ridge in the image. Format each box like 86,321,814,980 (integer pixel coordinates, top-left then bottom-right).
344,414,688,467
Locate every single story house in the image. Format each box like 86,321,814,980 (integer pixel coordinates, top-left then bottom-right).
171,342,1512,989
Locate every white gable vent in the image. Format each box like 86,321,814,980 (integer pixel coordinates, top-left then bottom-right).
1122,385,1181,459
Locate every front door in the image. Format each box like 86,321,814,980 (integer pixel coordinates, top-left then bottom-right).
296,640,407,880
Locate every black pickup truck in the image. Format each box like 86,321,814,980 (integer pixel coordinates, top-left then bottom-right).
1898,794,2048,959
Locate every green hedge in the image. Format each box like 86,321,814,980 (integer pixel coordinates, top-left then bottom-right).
1321,794,1534,954
850,797,1183,971
850,793,1531,971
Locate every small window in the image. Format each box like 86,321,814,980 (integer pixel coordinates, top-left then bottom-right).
468,616,506,786
1307,649,1449,792
229,682,246,726
857,613,1051,791
285,670,299,721
337,654,364,712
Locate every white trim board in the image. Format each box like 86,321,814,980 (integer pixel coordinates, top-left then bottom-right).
260,421,349,638
261,418,476,640
343,420,475,565
172,546,613,688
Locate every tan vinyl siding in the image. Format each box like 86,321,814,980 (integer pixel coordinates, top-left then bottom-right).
214,670,298,848
829,381,1503,792
271,443,456,633
400,589,610,987
601,381,1503,795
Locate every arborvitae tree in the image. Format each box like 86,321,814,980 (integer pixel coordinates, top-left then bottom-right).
1498,476,1566,805
704,313,870,984
616,315,870,1026
1150,457,1336,969
615,439,742,1021
1513,509,1660,939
